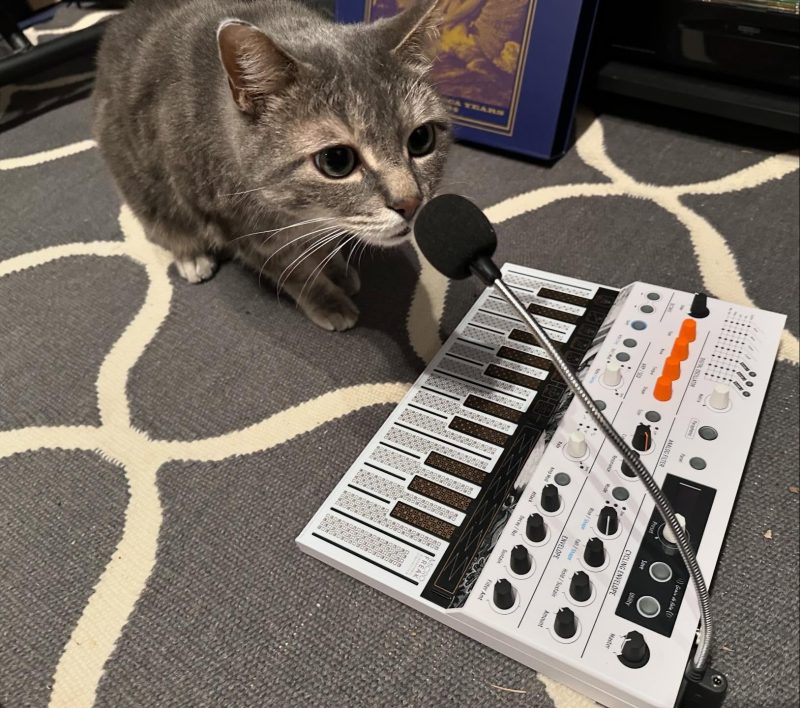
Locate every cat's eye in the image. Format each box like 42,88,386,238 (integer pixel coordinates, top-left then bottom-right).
407,123,435,158
314,145,359,178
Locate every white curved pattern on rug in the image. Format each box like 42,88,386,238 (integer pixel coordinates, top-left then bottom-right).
22,10,117,46
0,204,410,708
0,79,797,708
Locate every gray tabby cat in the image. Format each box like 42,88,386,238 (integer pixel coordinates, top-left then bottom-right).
93,0,450,330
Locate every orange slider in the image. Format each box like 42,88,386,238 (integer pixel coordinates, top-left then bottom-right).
663,356,681,381
654,376,672,401
679,319,697,342
671,337,690,361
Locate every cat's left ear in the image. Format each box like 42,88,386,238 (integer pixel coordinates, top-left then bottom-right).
379,0,446,70
217,20,296,114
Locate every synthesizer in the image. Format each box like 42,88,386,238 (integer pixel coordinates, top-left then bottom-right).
297,263,785,708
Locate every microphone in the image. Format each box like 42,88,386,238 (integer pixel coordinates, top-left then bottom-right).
414,194,713,676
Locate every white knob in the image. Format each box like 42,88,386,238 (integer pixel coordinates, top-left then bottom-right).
602,362,622,387
566,431,588,458
709,383,731,411
662,513,687,545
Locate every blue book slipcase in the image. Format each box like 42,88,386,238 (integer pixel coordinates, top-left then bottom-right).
336,0,600,160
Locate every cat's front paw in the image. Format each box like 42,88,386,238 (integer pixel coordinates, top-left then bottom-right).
175,254,217,283
302,291,360,331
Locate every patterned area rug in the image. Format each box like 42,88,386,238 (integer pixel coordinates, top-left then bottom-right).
1,5,799,708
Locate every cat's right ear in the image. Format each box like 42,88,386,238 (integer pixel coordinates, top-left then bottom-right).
380,0,447,70
217,20,295,114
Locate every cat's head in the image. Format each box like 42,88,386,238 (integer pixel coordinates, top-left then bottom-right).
217,1,451,246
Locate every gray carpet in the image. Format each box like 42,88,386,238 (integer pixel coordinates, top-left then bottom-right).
1,4,798,708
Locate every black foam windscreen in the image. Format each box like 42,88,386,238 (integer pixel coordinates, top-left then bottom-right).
413,194,498,280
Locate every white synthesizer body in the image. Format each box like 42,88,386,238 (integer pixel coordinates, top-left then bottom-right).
297,264,785,708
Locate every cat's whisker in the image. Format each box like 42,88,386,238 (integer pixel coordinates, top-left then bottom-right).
233,216,338,244
263,223,341,262
344,237,358,276
357,239,370,270
299,233,356,303
260,226,341,290
221,184,271,197
278,232,345,296
275,229,346,294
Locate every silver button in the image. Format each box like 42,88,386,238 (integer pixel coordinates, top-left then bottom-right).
637,595,661,618
649,562,672,583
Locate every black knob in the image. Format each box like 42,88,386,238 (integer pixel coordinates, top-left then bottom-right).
689,292,710,319
569,571,591,602
598,506,619,536
509,545,532,575
540,483,560,512
621,452,639,478
554,607,577,639
526,513,547,542
619,630,650,668
583,537,605,568
632,423,652,452
493,578,515,610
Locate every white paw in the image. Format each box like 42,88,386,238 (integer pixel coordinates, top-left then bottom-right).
305,297,360,332
175,254,217,283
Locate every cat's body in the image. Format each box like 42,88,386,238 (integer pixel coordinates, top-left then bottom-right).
93,0,450,329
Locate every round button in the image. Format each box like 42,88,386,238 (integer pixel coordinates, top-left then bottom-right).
631,321,647,331
636,595,661,618
640,304,654,313
649,562,673,583
645,411,661,422
698,426,718,441
749,371,756,377
623,338,637,348
690,456,707,470
595,400,607,411
612,486,629,501
554,472,571,486
647,292,660,300
616,352,631,362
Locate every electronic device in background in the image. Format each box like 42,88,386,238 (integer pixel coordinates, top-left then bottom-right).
592,0,800,133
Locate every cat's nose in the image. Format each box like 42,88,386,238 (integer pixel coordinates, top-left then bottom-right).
389,196,421,221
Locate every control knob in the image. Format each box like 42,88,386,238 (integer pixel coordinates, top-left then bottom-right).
493,579,515,610
566,430,588,458
583,537,605,568
598,506,619,536
602,361,622,387
509,545,532,575
689,292,710,319
554,607,577,639
621,452,640,478
540,483,560,513
526,513,547,542
569,571,591,602
632,423,652,452
662,513,687,546
709,383,731,411
619,630,650,668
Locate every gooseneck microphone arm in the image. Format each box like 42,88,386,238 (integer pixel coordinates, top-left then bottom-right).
413,194,712,676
